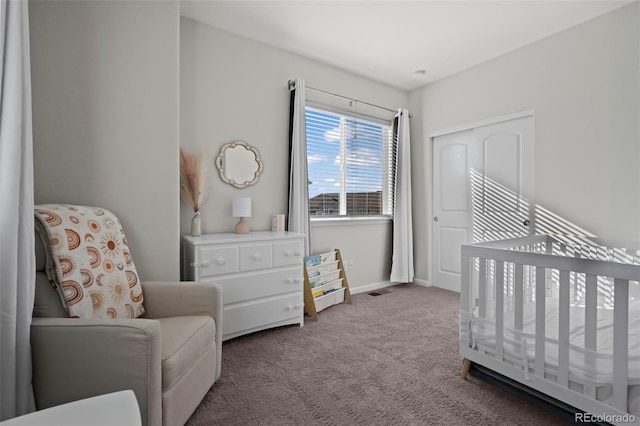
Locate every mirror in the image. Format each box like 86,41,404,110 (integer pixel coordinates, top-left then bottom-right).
215,140,263,188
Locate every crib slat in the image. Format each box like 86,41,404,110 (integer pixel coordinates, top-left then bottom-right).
612,278,629,411
558,270,570,387
584,274,597,351
535,266,546,377
583,274,598,399
460,254,471,313
479,258,487,318
514,263,524,331
495,261,505,361
584,274,598,399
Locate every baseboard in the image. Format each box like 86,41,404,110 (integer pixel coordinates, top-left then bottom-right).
412,278,430,287
349,281,398,295
350,279,432,294
431,281,460,293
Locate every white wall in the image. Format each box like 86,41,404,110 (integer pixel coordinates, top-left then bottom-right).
180,18,408,289
30,0,180,281
410,3,640,284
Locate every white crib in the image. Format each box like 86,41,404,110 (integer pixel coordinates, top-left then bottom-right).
460,235,640,424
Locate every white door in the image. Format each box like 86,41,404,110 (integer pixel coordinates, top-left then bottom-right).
432,129,476,292
432,114,534,292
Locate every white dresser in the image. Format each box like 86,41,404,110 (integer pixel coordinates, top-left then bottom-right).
182,232,305,341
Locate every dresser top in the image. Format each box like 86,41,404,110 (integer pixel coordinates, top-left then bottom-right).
182,231,305,246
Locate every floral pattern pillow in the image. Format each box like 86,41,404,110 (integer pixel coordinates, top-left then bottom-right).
35,204,145,319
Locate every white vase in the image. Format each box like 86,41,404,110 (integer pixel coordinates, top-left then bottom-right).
191,211,202,236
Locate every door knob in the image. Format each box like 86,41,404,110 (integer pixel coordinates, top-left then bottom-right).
434,217,439,222
523,220,530,227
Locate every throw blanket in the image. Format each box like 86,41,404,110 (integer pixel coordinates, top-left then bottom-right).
34,204,145,319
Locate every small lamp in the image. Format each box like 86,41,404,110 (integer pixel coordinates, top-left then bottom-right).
232,197,251,234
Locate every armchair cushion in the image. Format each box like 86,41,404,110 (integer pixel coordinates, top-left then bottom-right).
156,316,214,390
141,281,223,380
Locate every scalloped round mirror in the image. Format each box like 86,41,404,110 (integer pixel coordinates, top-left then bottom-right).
215,140,263,189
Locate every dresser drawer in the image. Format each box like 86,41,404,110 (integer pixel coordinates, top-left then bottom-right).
239,244,272,272
198,246,238,278
216,268,303,305
273,241,303,267
223,294,302,337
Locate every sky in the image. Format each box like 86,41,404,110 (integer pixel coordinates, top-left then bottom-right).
306,108,389,199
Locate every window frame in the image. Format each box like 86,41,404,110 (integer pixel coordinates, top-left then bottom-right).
305,103,396,223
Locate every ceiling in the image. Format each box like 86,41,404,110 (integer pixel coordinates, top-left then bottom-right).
180,0,634,91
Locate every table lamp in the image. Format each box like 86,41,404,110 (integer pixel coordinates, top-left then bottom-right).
232,197,251,234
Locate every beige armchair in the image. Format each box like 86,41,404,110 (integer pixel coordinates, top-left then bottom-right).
30,238,222,426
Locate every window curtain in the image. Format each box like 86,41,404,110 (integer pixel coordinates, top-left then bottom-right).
287,78,310,256
390,108,414,283
0,0,36,420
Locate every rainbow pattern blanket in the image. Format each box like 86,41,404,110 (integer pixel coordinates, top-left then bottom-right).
34,204,145,319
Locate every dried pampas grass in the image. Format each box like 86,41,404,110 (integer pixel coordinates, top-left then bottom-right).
180,148,211,212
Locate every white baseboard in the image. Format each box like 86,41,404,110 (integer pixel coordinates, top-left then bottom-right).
349,281,398,295
412,278,430,287
431,282,461,293
350,279,433,294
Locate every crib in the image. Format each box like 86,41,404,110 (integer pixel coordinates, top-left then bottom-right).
459,235,640,424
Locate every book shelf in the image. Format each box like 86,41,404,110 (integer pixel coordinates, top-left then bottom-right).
303,248,352,320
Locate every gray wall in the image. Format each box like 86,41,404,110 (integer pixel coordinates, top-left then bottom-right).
409,3,640,285
30,0,180,281
180,18,407,290
29,2,639,289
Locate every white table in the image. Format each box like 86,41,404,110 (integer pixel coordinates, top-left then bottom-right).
1,390,141,426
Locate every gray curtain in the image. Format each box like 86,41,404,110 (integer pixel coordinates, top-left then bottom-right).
0,0,36,419
390,108,414,283
287,78,310,256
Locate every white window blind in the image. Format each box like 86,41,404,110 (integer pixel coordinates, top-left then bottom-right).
306,106,395,217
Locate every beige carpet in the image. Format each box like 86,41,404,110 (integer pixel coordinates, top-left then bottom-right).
187,284,568,425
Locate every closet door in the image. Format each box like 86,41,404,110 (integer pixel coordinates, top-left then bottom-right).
472,117,534,243
432,129,476,293
432,114,534,292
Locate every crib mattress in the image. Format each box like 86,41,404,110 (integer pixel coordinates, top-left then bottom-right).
470,298,640,414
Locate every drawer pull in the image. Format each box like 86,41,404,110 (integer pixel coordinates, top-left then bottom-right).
285,250,293,256
216,257,225,265
286,304,303,311
294,251,301,256
253,253,262,261
287,278,302,284
202,261,210,268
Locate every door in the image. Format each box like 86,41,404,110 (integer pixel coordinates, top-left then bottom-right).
432,129,476,292
432,114,534,292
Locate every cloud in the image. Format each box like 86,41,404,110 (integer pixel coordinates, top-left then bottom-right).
345,147,382,166
308,154,327,163
323,127,341,142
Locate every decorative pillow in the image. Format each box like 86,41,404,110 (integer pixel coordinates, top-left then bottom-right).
34,204,145,319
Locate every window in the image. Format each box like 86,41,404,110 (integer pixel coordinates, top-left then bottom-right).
306,106,395,217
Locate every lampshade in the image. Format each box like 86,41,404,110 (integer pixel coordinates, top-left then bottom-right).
232,197,251,218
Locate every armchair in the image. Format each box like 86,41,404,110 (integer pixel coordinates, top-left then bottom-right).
31,227,222,426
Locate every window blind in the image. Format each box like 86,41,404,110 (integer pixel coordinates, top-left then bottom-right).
306,106,395,217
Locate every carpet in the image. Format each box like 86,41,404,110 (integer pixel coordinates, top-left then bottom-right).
187,284,568,425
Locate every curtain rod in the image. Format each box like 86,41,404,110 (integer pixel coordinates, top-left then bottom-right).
288,79,411,117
